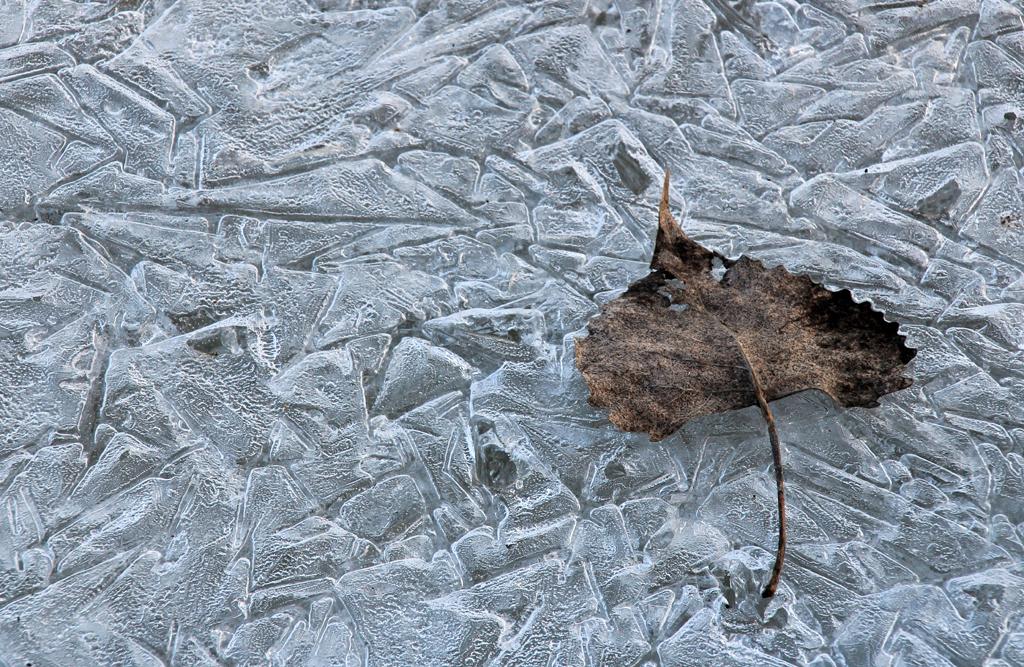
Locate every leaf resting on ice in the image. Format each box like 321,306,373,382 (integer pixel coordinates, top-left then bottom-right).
575,171,916,597
576,173,916,442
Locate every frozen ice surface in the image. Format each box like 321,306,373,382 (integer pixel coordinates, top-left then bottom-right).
1,0,1024,665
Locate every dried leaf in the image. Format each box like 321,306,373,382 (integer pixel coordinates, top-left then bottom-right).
575,171,915,596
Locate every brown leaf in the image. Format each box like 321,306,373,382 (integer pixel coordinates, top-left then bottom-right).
576,173,915,441
575,171,916,596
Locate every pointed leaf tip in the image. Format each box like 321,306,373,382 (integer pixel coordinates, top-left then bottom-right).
657,170,681,247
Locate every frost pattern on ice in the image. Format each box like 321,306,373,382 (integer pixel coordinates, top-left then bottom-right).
1,0,1024,665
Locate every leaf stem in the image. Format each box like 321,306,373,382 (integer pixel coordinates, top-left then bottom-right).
754,383,785,598
732,339,786,598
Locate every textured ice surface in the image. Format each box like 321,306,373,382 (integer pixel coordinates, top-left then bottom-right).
1,0,1024,665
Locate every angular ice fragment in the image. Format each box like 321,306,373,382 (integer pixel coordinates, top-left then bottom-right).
373,337,475,416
